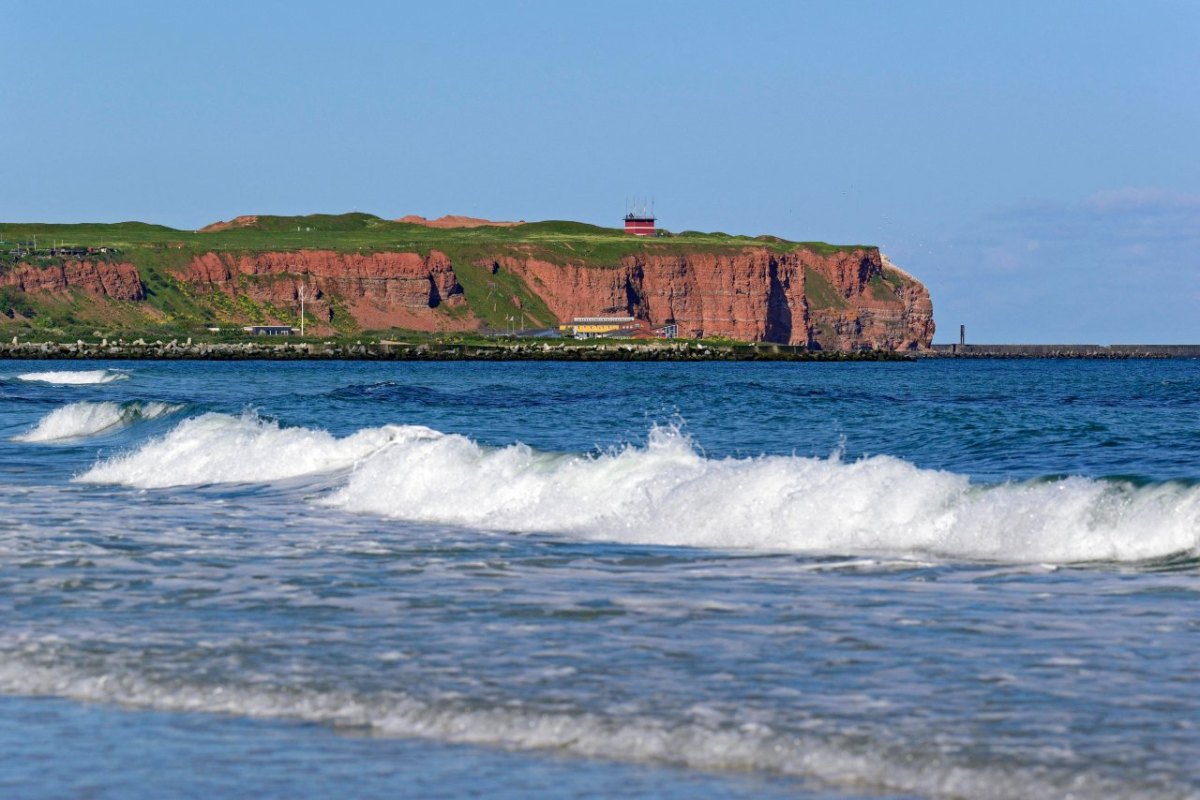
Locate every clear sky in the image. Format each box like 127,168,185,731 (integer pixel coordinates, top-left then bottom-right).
3,1,1197,342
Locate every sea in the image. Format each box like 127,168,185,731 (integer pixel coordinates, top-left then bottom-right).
1,358,1198,799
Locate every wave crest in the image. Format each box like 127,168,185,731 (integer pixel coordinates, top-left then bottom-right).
16,370,129,385
77,412,430,488
321,426,1200,563
14,401,182,443
74,414,1200,563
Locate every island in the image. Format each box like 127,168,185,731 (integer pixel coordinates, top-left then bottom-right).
0,213,935,356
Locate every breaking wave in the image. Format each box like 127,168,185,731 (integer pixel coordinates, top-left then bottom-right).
16,369,129,385
14,401,183,443
77,412,421,488
75,416,1200,564
0,656,1180,800
326,426,1200,563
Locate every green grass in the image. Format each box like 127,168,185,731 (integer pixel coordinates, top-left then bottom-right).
804,266,849,310
0,287,39,320
868,274,897,301
0,214,871,261
450,257,556,329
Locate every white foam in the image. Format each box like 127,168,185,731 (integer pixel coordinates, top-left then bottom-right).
326,426,1200,564
16,370,129,385
77,412,425,488
14,401,182,443
0,656,1173,800
73,416,1200,563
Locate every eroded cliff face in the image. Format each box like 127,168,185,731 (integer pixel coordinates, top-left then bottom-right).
177,249,474,332
499,247,933,349
804,250,935,350
0,243,934,350
1,261,144,301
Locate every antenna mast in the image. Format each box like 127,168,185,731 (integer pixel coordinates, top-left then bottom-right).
298,284,306,337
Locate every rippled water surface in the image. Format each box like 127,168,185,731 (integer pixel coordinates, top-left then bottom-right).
2,359,1198,799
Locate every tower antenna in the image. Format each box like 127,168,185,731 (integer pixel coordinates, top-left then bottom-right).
297,284,307,337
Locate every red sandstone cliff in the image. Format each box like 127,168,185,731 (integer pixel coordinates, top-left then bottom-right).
0,261,144,301
806,252,935,350
175,249,475,332
497,247,933,349
0,243,934,349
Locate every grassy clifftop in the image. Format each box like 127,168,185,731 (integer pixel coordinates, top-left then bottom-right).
0,213,881,342
0,213,869,263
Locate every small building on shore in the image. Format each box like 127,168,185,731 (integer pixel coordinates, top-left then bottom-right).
559,316,676,339
242,325,295,336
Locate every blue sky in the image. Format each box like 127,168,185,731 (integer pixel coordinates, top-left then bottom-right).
2,1,1197,342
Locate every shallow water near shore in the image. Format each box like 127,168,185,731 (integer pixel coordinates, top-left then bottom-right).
2,359,1199,799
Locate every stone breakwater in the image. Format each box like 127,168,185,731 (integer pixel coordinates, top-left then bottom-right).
0,339,909,362
926,344,1200,358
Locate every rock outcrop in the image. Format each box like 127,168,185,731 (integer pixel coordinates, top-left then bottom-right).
805,250,935,350
197,215,260,233
176,249,474,332
0,261,145,301
395,214,523,229
498,247,933,349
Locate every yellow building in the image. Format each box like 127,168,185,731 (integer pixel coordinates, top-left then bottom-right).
559,316,638,339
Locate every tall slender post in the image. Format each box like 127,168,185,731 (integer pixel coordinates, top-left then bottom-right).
298,285,307,337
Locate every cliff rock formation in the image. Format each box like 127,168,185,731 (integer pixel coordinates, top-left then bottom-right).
497,247,933,349
1,261,145,301
177,249,474,331
0,224,934,349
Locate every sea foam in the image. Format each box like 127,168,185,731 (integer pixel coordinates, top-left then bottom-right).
16,370,129,385
14,401,182,443
324,426,1200,563
78,412,426,488
0,654,1173,800
76,416,1200,563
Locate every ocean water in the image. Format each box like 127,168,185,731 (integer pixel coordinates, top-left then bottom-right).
1,358,1198,799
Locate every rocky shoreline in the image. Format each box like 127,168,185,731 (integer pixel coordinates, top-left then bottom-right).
0,339,912,362
5,339,1196,361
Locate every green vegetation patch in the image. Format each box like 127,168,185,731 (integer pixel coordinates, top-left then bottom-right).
804,267,849,310
0,287,39,319
452,258,556,329
868,275,898,302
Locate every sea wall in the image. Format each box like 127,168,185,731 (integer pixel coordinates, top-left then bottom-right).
0,339,910,362
927,344,1200,358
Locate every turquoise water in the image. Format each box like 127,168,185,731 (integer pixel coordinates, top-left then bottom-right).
1,359,1199,798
